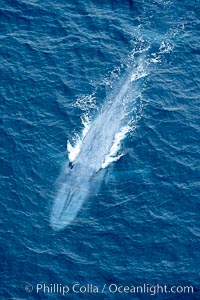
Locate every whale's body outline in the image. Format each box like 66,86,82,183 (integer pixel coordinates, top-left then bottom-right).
50,65,145,230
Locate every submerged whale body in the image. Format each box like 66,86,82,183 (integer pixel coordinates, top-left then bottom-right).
50,65,146,230
50,162,93,230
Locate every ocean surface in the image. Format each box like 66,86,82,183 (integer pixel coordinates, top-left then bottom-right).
1,0,200,299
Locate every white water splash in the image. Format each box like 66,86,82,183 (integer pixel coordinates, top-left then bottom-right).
73,93,97,111
130,62,149,82
67,114,91,162
159,41,174,53
101,125,132,169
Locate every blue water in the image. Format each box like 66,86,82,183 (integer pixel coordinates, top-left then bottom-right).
1,0,200,299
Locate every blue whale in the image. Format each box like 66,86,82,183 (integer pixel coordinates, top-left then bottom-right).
50,65,146,230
